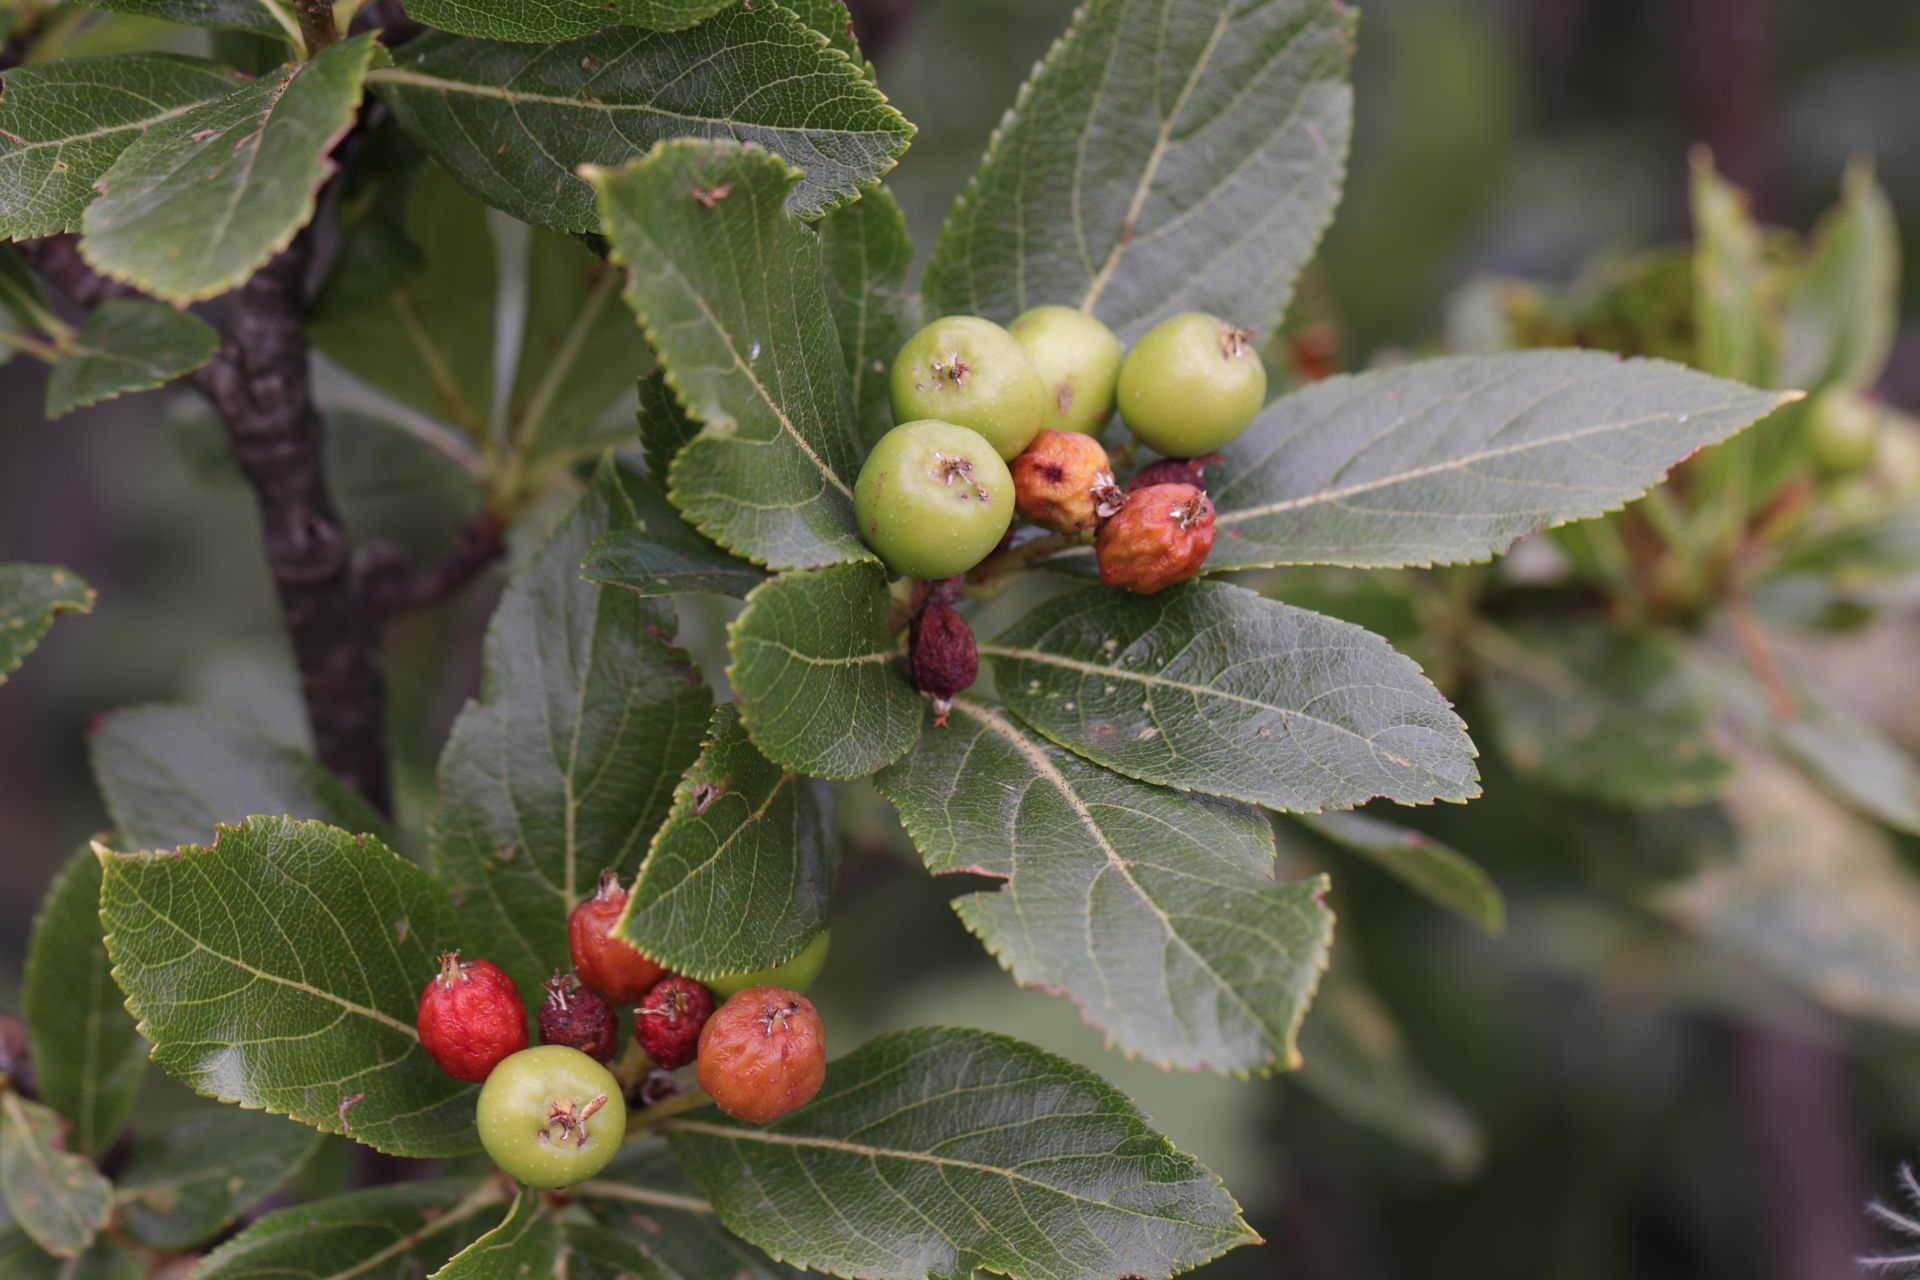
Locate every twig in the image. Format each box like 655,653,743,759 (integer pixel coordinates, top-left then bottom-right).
356,512,506,617
294,0,339,53
1726,594,1798,722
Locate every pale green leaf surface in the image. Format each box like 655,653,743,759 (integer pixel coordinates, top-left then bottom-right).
1779,157,1900,394
406,0,731,42
1194,351,1797,571
0,1231,136,1280
617,705,837,979
560,1224,671,1280
0,243,56,334
664,1027,1258,1280
924,0,1353,343
820,184,919,448
1294,810,1503,936
0,53,244,239
0,1094,112,1258
577,1143,804,1280
583,487,770,599
0,563,93,686
192,1180,506,1280
430,460,712,1001
1689,149,1775,384
89,703,386,849
984,581,1478,812
430,1190,557,1279
45,300,218,418
115,1110,320,1249
372,8,911,232
593,141,870,569
508,229,647,470
99,816,477,1157
728,562,920,778
82,0,286,35
22,851,146,1157
1474,623,1732,808
875,698,1333,1074
80,35,376,304
1661,746,1920,1025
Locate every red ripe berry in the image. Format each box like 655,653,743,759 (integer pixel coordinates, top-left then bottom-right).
1097,483,1217,595
569,870,669,1004
538,970,617,1063
634,975,715,1071
1125,454,1222,494
909,602,977,726
695,986,826,1125
417,951,528,1083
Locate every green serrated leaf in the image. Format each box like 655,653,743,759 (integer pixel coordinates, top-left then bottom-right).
372,7,912,233
430,1190,556,1279
876,698,1332,1074
1295,965,1482,1177
782,0,860,65
560,1223,672,1280
576,1143,803,1279
1293,810,1503,937
23,851,145,1157
636,370,701,483
583,476,769,600
0,1230,138,1280
83,0,290,36
983,581,1478,812
430,459,712,1001
1689,148,1776,385
406,0,731,42
90,703,386,849
311,161,497,436
820,185,919,449
193,1180,507,1280
1189,351,1799,571
79,35,376,305
1779,157,1899,394
99,816,476,1157
592,140,870,570
114,1110,320,1250
0,563,94,687
45,300,218,418
617,705,836,979
0,1094,112,1258
0,53,246,240
1473,623,1732,809
728,563,920,777
507,229,647,472
1661,745,1920,1025
664,1027,1259,1280
923,0,1353,342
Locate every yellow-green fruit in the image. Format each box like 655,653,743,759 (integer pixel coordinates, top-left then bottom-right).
476,1046,626,1189
855,420,1015,579
1117,312,1267,456
1807,389,1880,475
1010,305,1123,436
890,316,1045,460
708,930,831,1000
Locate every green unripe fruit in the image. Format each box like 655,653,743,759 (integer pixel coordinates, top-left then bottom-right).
1806,389,1880,475
707,930,830,1000
890,316,1045,460
476,1046,626,1189
1010,305,1123,436
1117,312,1267,456
855,420,1015,579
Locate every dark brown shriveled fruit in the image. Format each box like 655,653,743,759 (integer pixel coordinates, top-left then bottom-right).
909,603,977,726
538,970,617,1063
635,975,715,1071
1125,454,1222,493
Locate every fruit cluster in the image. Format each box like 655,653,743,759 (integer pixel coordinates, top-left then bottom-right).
858,307,1265,715
857,307,1261,592
414,870,830,1188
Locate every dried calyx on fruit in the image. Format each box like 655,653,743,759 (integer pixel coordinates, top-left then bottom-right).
1097,483,1217,595
417,950,529,1083
1126,453,1223,493
635,974,715,1071
538,970,617,1063
696,986,827,1125
1011,429,1125,533
909,601,977,726
569,869,668,1004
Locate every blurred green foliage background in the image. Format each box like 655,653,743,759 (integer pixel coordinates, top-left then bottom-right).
5,1,1920,1276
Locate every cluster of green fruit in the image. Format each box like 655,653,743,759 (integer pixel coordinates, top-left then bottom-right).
414,870,830,1189
855,308,1268,591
